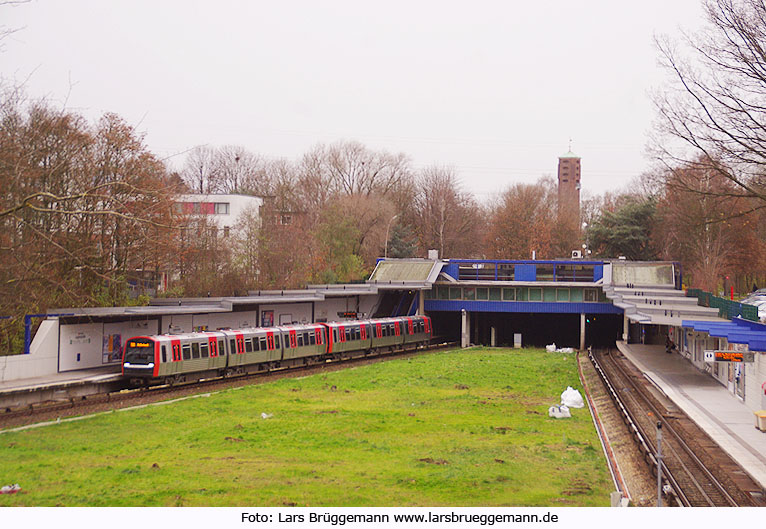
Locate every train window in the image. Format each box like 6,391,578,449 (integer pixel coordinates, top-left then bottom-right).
333,329,338,342
344,328,351,341
244,338,252,353
274,335,280,348
191,342,200,359
297,334,304,347
218,339,225,355
389,324,395,334
303,332,309,345
182,344,191,360
229,339,236,355
382,325,388,337
252,337,259,351
354,327,360,340
309,333,316,345
161,345,167,363
259,337,266,350
200,342,209,358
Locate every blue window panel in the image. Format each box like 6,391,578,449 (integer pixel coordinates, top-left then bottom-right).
515,264,536,281
424,299,623,314
442,263,460,280
593,265,603,281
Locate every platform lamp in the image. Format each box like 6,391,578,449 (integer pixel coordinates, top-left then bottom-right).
384,214,398,259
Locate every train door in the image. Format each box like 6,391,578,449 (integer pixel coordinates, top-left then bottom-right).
207,335,219,369
170,338,181,375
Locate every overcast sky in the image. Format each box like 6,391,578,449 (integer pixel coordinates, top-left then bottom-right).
3,0,706,200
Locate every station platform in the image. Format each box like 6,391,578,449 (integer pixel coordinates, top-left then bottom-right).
616,341,766,490
0,366,123,409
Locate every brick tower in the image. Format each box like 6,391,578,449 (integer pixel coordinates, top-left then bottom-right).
557,149,581,219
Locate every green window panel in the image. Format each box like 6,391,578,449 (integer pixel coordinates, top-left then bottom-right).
517,288,528,301
464,287,476,300
543,288,556,302
449,287,462,300
477,288,489,300
570,288,583,302
556,288,570,302
529,288,542,301
438,286,449,300
489,287,502,301
502,288,515,301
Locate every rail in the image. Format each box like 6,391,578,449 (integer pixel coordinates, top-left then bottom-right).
589,348,747,506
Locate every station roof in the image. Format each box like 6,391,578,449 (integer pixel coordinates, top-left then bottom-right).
682,318,766,351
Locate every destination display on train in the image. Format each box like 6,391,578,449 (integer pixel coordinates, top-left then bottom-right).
704,350,755,363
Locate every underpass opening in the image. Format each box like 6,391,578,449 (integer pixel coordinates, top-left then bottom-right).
427,311,624,349
472,312,580,348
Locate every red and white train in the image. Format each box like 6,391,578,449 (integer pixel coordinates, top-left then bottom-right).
122,315,431,385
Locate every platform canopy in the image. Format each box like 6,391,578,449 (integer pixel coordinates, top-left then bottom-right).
682,318,766,352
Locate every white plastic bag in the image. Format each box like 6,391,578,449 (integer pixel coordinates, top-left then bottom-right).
545,343,557,352
548,405,571,418
561,386,585,408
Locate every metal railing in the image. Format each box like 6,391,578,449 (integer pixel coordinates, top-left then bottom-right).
686,288,758,321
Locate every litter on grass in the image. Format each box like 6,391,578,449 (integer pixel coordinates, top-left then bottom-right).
0,484,21,494
561,386,585,408
545,343,575,353
548,405,571,418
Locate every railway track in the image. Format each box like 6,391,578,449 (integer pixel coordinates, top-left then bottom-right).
590,347,764,507
0,341,457,431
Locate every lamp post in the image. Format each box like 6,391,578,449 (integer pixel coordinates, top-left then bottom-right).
384,214,398,259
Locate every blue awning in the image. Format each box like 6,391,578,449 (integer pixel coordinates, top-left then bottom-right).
682,318,766,351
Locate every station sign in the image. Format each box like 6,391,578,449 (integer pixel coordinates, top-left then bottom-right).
704,350,755,363
337,311,358,318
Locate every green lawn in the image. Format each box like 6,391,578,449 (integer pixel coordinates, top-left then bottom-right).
0,347,612,506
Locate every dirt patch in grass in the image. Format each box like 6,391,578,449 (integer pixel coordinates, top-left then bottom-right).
418,457,449,465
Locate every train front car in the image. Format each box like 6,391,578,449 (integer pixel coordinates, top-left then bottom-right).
122,336,159,380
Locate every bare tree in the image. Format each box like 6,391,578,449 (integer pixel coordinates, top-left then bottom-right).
652,0,766,203
180,145,217,194
485,178,556,259
412,166,483,258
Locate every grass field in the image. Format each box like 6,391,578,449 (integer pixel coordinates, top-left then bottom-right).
0,347,612,506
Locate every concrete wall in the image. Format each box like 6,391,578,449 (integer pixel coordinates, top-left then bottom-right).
159,311,258,333
745,353,766,411
260,303,312,326
611,262,674,287
314,295,378,322
60,319,160,372
0,319,59,382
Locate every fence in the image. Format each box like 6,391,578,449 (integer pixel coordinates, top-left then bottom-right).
686,288,759,321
